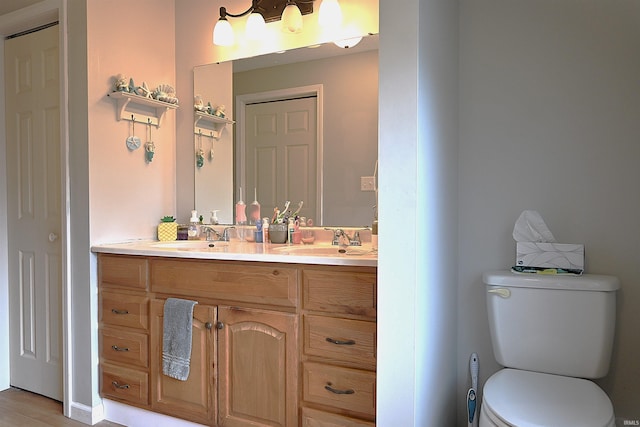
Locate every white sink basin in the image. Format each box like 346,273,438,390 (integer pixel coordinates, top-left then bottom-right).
151,241,229,251
271,245,375,257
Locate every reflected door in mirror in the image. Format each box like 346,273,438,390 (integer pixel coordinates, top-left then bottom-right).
245,97,317,222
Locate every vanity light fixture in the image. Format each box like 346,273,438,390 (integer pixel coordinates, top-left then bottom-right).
212,0,342,46
333,35,362,49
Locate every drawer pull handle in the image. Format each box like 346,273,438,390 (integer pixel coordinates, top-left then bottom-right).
111,345,129,352
325,383,355,395
111,381,130,390
111,308,129,315
326,337,356,346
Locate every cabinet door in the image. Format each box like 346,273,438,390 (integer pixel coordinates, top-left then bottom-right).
218,306,298,427
150,299,216,425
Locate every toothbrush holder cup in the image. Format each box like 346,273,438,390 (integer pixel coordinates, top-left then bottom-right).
268,223,288,244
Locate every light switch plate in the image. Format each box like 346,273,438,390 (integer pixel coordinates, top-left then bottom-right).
360,176,376,191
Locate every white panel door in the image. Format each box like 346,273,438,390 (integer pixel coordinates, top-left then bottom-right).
245,97,317,223
4,24,62,401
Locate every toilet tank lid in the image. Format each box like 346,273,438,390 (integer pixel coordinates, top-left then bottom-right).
483,271,620,291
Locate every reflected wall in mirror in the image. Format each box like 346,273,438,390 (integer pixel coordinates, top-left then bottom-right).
194,35,378,227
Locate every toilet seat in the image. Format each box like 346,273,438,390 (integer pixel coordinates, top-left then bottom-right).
481,369,615,427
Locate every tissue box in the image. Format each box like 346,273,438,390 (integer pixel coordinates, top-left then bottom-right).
516,242,584,271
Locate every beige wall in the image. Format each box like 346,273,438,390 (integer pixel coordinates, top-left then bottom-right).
88,0,176,244
234,50,379,226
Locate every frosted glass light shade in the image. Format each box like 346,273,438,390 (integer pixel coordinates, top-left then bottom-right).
213,18,234,46
246,12,266,40
334,35,363,49
319,0,342,28
282,3,303,34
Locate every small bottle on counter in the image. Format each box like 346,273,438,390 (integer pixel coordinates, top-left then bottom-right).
188,210,200,240
262,218,269,244
288,218,295,244
255,220,263,243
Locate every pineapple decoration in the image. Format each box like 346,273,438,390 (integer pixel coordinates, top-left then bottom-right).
157,216,178,241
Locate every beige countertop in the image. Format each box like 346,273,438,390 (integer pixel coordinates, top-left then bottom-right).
91,239,377,267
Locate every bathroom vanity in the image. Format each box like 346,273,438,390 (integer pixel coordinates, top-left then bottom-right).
94,240,377,426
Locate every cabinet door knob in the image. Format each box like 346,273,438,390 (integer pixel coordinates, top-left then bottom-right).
205,322,213,330
216,321,224,330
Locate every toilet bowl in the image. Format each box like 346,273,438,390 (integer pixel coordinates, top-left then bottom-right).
480,369,615,427
481,271,619,427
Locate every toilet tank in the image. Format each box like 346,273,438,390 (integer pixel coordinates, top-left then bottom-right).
483,271,619,379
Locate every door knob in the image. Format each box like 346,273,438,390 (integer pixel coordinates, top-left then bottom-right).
48,233,58,242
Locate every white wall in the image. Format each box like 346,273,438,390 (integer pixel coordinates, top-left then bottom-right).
458,1,640,424
378,0,459,425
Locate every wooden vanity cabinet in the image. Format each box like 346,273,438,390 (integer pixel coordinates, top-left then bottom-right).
150,300,217,425
98,254,150,408
217,306,298,426
148,258,299,427
300,267,377,426
98,254,377,426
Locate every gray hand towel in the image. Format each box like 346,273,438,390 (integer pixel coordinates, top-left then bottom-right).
162,298,198,381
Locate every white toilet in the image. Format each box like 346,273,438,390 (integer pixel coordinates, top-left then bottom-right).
480,271,619,427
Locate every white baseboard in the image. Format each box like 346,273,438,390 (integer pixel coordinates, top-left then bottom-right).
68,400,104,425
103,399,206,427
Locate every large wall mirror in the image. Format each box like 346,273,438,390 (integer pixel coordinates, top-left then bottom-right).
194,34,378,227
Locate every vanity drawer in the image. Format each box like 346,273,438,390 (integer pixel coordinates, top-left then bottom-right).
101,363,149,406
100,327,149,368
303,362,376,417
100,290,149,330
303,315,376,370
301,407,374,427
99,254,148,290
303,269,377,319
150,258,299,308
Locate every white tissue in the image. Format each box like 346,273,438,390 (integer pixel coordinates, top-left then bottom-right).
512,210,556,243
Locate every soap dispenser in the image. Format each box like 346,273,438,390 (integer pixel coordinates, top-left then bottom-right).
188,210,200,240
210,210,220,225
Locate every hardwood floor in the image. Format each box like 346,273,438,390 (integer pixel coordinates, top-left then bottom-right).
0,387,123,427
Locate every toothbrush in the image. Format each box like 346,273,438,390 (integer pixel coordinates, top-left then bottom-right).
468,353,479,427
292,201,304,217
470,352,479,392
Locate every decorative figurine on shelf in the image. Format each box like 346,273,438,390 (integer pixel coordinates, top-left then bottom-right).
194,95,205,111
137,81,152,98
114,74,129,92
128,78,139,95
206,102,213,115
214,105,226,118
153,84,178,104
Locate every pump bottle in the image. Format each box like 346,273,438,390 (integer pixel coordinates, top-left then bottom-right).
188,210,200,240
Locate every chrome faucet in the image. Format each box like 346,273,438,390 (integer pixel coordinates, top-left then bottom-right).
201,226,219,241
325,227,365,246
201,226,234,242
222,226,235,242
325,228,355,247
